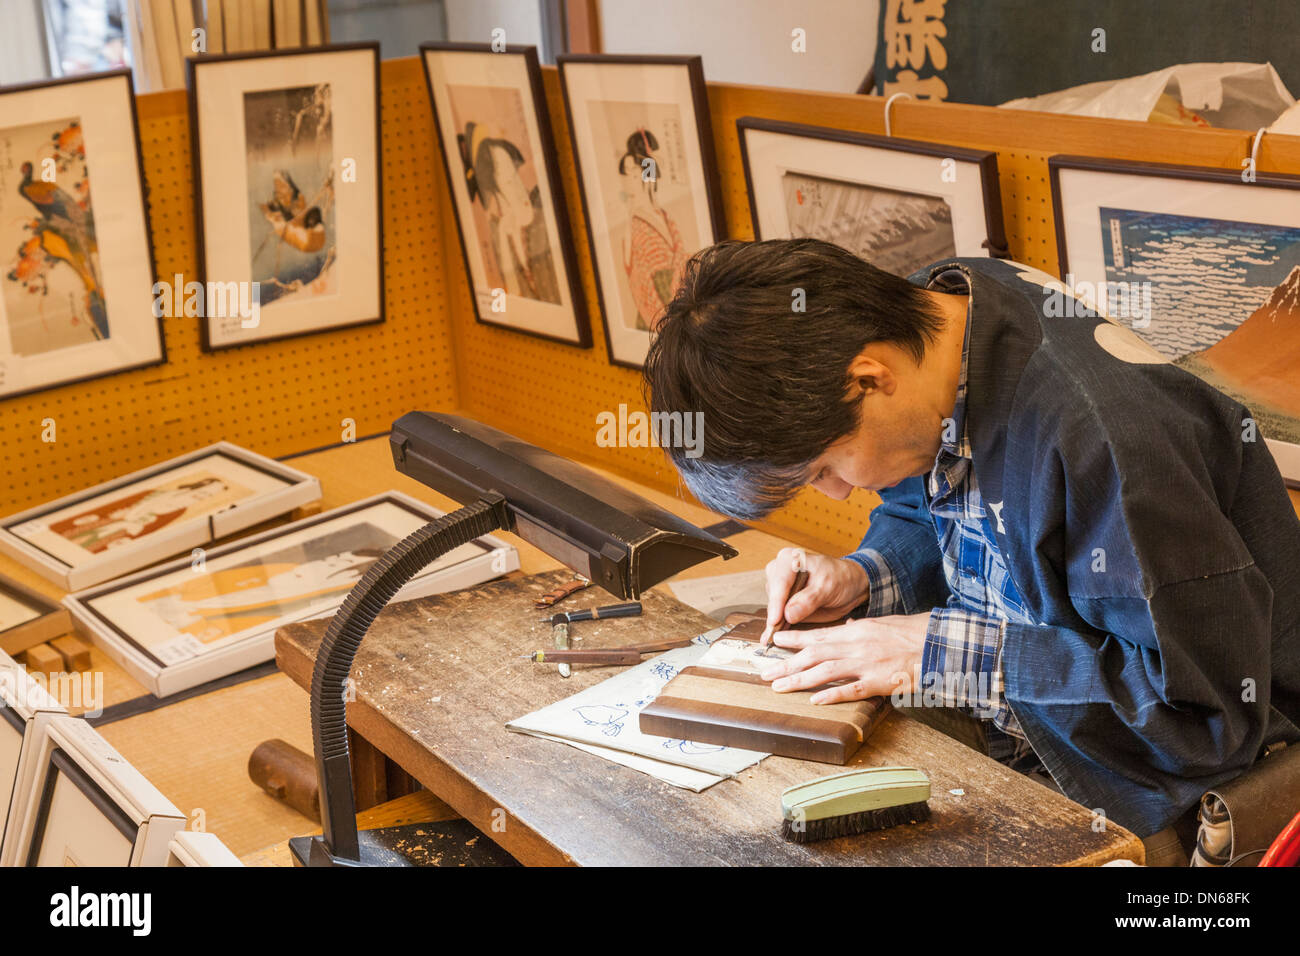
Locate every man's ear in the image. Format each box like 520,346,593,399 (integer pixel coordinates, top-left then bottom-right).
845,351,897,396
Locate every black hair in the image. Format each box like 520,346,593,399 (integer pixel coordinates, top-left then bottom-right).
618,128,660,195
642,238,943,519
458,122,525,207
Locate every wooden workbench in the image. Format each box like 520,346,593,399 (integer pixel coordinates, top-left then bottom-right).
275,568,1146,867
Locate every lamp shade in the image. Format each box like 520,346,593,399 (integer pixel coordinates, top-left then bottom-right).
390,412,737,598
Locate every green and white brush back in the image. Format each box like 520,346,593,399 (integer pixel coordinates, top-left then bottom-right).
780,767,931,823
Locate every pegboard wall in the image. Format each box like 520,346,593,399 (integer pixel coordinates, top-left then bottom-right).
1,57,458,514
7,57,1300,557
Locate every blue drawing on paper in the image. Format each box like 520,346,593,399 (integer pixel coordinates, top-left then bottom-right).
663,738,725,755
650,661,678,682
572,704,627,737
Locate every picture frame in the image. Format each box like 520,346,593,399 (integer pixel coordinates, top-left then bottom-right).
421,43,591,347
737,117,1006,279
0,442,323,591
5,712,184,867
0,649,66,861
0,574,73,659
1050,155,1300,487
559,54,725,369
166,829,244,867
187,43,383,350
0,69,164,400
63,491,519,697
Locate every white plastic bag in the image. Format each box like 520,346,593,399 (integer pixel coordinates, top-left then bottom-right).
999,62,1295,130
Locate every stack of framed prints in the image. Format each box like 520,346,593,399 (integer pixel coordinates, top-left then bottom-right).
559,54,725,368
0,649,66,862
738,118,1006,279
1050,156,1300,486
2,712,185,867
63,492,519,697
188,43,383,350
0,70,163,400
422,43,590,347
0,443,322,591
0,575,72,659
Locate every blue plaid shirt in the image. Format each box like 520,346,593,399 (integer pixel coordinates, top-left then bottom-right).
846,272,1040,767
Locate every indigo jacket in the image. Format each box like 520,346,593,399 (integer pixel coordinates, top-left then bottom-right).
856,256,1300,837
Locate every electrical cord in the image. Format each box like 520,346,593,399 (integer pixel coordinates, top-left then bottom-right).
1260,809,1300,867
307,494,509,863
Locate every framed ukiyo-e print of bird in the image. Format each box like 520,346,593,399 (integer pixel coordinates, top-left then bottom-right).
188,43,384,351
0,70,163,401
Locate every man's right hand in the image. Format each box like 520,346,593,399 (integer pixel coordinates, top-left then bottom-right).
762,547,870,643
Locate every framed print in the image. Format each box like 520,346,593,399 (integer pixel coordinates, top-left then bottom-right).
0,574,72,658
188,43,383,350
28,748,136,866
737,117,1006,278
0,442,323,590
166,829,243,866
422,43,590,347
559,54,725,369
64,492,519,696
0,649,65,859
1050,156,1300,487
0,69,163,400
6,713,184,867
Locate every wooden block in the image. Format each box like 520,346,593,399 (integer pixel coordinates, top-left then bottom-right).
22,642,65,678
50,634,92,672
0,607,73,658
289,501,323,521
640,665,890,765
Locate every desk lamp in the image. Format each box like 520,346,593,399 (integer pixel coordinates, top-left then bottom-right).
289,412,737,867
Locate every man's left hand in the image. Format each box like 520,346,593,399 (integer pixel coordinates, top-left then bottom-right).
759,613,930,704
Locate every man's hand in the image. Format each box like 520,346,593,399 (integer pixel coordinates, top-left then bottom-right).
757,613,930,704
762,548,870,643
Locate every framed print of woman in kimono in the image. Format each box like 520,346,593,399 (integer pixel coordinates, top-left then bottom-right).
559,54,724,368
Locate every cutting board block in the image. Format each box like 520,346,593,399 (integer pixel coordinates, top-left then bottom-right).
639,664,890,765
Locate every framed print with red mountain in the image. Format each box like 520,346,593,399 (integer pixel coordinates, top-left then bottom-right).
1051,156,1300,487
558,54,724,368
0,70,162,400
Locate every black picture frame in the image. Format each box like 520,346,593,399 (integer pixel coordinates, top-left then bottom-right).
1048,153,1300,276
0,68,165,401
186,42,385,352
420,42,592,349
1048,153,1300,489
736,116,1007,267
557,53,725,370
26,747,137,867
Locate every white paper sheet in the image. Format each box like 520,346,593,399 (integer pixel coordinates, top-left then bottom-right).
506,626,768,788
668,569,769,621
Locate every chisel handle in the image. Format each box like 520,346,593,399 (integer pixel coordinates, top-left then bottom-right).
527,649,642,665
